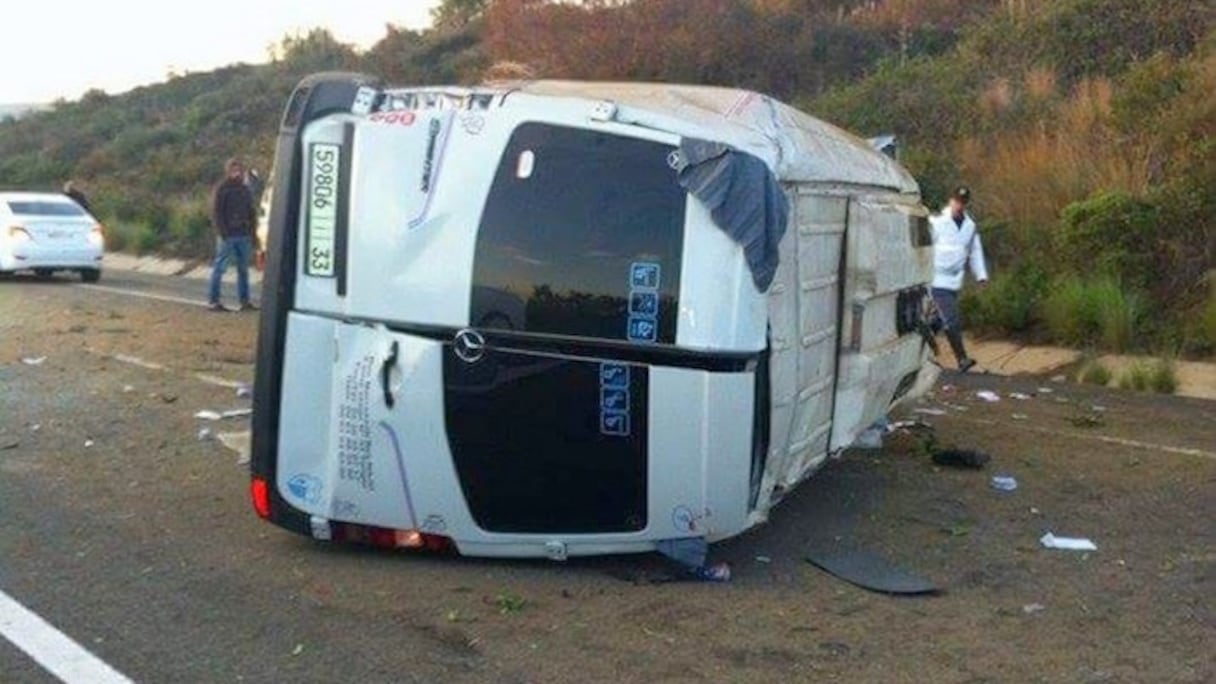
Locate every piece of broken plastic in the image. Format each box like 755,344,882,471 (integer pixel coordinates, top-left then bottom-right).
236,385,252,399
1040,532,1097,551
1010,392,1031,400
20,356,47,366
194,410,223,421
991,474,1018,492
194,408,253,421
976,390,1001,403
913,407,947,416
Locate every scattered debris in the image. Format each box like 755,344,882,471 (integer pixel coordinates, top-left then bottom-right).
1030,507,1041,515
932,449,991,469
754,555,772,564
20,356,47,366
806,544,937,595
1010,392,1032,400
854,426,885,450
990,475,1019,492
1037,387,1054,394
1050,374,1067,383
84,439,94,448
235,384,253,399
1012,413,1029,421
122,385,135,393
912,408,948,416
656,537,732,583
1070,411,1105,429
194,408,253,421
1040,532,1097,551
217,431,252,465
2,440,19,451
1022,603,1046,615
197,428,214,442
159,394,179,404
1091,405,1107,412
976,390,1001,403
29,424,41,432
291,643,305,657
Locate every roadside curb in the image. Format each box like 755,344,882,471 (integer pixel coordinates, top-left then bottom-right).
103,252,263,284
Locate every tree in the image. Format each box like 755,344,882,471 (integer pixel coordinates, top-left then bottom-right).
432,0,490,29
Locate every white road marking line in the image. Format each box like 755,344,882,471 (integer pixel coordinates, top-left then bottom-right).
0,588,134,684
76,283,210,308
956,416,1216,460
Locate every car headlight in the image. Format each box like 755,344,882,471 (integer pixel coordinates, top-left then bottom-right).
8,225,32,242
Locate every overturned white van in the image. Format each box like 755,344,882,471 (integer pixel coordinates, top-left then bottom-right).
250,73,938,558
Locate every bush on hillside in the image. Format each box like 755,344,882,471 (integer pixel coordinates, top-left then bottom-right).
960,262,1048,334
1042,277,1144,351
1056,191,1159,290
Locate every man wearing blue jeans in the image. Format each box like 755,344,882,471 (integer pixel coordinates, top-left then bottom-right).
930,186,988,372
209,158,258,312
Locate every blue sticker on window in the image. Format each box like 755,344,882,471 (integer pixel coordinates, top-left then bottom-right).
601,387,630,411
601,410,630,437
630,291,659,316
631,262,661,290
599,362,632,437
627,316,658,343
600,363,630,388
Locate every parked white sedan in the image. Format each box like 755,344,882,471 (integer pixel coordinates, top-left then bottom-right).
0,192,104,281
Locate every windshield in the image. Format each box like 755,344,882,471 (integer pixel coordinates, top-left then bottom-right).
471,123,686,344
6,200,88,217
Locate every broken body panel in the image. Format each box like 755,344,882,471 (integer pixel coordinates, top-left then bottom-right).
252,74,937,558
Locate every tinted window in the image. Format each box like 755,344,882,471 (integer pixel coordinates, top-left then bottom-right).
7,201,87,217
471,123,686,344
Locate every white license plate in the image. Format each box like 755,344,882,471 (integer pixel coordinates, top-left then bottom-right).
305,142,341,277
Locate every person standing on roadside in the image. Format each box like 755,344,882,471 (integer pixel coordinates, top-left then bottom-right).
931,186,988,372
63,180,91,213
209,157,258,312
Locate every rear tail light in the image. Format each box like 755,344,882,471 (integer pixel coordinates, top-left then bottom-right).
251,477,272,519
91,223,104,237
332,522,452,552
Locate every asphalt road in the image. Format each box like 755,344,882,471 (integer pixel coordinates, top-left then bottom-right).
1,271,1213,683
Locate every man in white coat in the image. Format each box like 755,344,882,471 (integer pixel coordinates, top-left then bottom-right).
931,186,988,372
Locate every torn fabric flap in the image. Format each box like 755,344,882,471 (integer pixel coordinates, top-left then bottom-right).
674,138,789,292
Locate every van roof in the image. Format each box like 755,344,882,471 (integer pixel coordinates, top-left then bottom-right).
0,191,74,202
384,81,919,194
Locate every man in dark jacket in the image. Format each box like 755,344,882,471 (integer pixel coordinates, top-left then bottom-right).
63,181,91,213
208,158,257,311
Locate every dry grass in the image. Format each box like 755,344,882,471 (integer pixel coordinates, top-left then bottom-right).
960,77,1151,230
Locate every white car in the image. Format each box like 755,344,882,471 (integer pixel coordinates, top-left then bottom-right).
0,192,104,281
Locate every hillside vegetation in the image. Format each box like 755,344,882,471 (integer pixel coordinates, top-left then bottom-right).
0,0,1212,353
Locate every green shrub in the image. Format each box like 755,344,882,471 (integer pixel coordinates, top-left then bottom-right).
1117,361,1152,391
1077,359,1112,386
165,203,213,258
1056,192,1159,292
960,263,1048,334
106,221,161,255
1148,358,1179,394
1043,276,1143,351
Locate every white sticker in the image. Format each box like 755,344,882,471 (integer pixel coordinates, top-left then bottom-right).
306,143,340,277
516,150,535,179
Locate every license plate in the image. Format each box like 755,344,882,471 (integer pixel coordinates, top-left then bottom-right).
305,142,341,277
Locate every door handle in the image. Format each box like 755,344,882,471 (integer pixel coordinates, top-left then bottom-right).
381,340,399,409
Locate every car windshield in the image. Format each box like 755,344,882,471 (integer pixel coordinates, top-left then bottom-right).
6,200,87,217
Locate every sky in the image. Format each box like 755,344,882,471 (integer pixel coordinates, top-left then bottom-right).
0,0,441,103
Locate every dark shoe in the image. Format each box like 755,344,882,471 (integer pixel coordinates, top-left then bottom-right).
208,302,229,313
239,302,259,312
958,358,977,373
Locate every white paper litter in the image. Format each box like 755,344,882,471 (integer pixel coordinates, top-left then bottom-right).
194,408,253,421
977,390,1001,403
84,439,94,448
20,356,47,366
1012,413,1029,421
1040,532,1097,551
1037,387,1054,394
913,408,948,416
1010,392,1031,400
1022,603,1046,615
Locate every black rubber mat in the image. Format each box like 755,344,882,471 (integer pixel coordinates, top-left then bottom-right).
806,545,938,595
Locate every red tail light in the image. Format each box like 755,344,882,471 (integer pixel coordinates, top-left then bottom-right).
251,477,271,519
332,522,452,552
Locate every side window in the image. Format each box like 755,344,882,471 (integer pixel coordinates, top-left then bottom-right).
471,123,686,344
